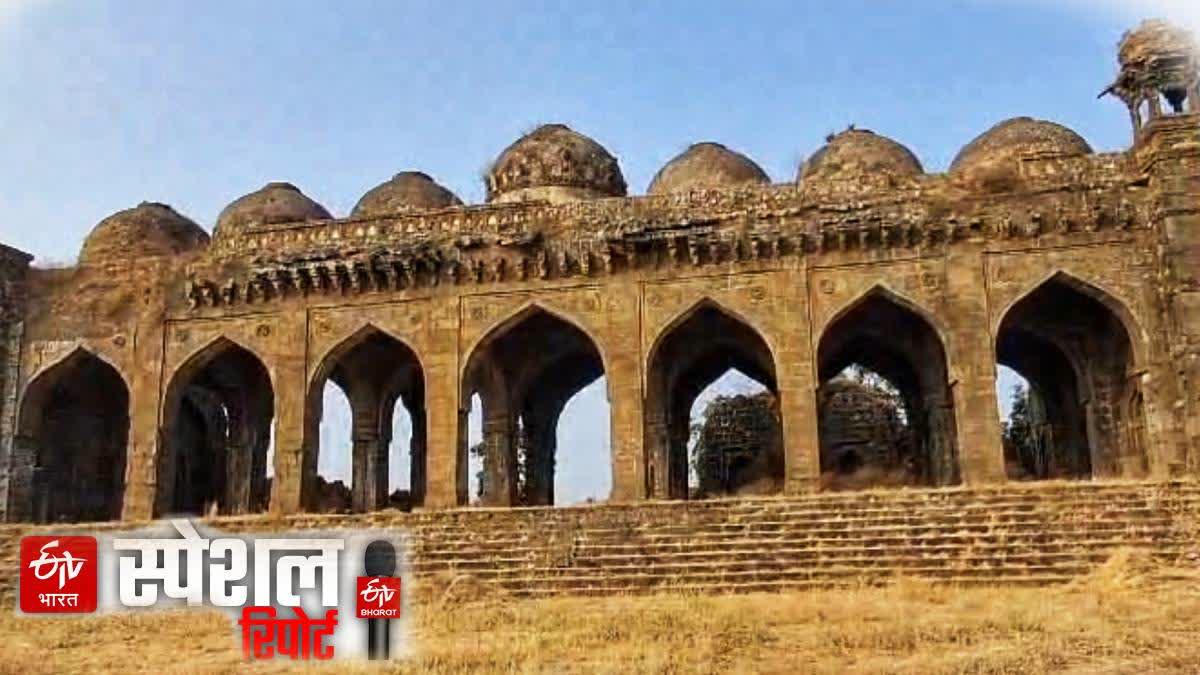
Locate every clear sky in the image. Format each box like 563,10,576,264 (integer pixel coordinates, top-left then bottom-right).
1,1,1195,503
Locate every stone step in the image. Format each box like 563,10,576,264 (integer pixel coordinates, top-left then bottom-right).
406,521,1184,551
466,563,1106,595
408,538,1190,570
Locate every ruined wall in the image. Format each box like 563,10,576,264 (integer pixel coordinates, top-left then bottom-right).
2,102,1199,522
0,245,32,521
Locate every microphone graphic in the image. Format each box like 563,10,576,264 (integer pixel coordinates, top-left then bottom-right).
363,540,397,660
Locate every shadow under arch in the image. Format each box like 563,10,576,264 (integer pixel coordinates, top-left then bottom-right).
460,303,609,507
816,285,960,488
644,297,782,500
157,337,274,517
303,323,426,512
995,271,1149,479
12,346,129,522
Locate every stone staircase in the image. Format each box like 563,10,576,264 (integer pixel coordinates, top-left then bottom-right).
2,480,1198,601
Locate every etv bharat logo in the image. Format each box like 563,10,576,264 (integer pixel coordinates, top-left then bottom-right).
356,576,402,618
19,536,98,613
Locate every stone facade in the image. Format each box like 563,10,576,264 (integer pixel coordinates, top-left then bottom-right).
2,21,1200,524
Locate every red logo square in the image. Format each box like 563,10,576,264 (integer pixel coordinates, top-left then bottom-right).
355,576,401,619
19,536,98,614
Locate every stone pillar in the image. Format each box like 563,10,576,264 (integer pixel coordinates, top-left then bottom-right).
602,288,644,502
643,410,669,499
1138,115,1200,476
225,424,252,514
521,397,564,506
946,248,1007,484
408,401,427,505
481,409,515,506
778,271,821,494
349,389,389,512
268,308,308,515
421,306,459,509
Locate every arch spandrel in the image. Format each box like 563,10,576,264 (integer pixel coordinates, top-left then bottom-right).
159,334,277,425
640,273,794,369
643,295,780,392
306,300,437,380
17,344,130,439
989,267,1150,368
459,291,614,381
19,341,130,412
162,319,286,400
811,279,959,382
306,320,427,391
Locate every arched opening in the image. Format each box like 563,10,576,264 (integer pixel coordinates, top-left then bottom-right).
13,350,129,522
817,289,959,489
159,340,273,517
306,327,425,512
645,301,782,500
996,274,1147,479
460,307,609,506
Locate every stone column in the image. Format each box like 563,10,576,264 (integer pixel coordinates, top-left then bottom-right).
420,305,460,509
601,287,644,502
268,308,309,515
481,409,516,506
408,401,427,505
946,248,1007,485
643,410,669,499
349,390,389,512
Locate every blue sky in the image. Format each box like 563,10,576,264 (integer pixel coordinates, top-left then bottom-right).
1,1,1194,502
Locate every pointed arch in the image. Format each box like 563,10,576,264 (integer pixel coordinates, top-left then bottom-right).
460,302,609,507
815,285,959,488
995,270,1147,367
994,269,1148,479
162,336,273,428
462,300,612,390
646,296,778,392
822,284,954,364
12,346,130,522
644,297,782,500
304,323,426,513
18,345,128,437
157,336,274,517
308,322,426,390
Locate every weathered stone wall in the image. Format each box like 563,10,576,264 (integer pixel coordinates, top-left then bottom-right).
0,245,32,522
3,108,1199,522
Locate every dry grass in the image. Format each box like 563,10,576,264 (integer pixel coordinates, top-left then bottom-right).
2,552,1198,674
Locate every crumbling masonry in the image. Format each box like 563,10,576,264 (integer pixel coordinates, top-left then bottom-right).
1,20,1199,523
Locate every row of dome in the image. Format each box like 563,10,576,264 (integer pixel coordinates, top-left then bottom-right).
79,116,1094,264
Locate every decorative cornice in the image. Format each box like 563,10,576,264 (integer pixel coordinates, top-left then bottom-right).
184,187,1145,310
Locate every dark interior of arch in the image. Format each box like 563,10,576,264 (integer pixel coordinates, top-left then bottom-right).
997,277,1146,479
645,304,782,500
817,293,960,488
17,352,129,522
461,309,605,506
310,329,425,513
163,344,273,516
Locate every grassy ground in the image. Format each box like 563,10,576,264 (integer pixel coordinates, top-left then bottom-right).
2,551,1198,674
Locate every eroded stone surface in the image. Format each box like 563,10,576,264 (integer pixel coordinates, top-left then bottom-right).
1,21,1199,524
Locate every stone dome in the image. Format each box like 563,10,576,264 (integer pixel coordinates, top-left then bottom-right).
798,128,923,183
79,202,209,266
214,182,331,238
950,117,1093,176
647,142,770,195
352,171,463,217
485,124,626,204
